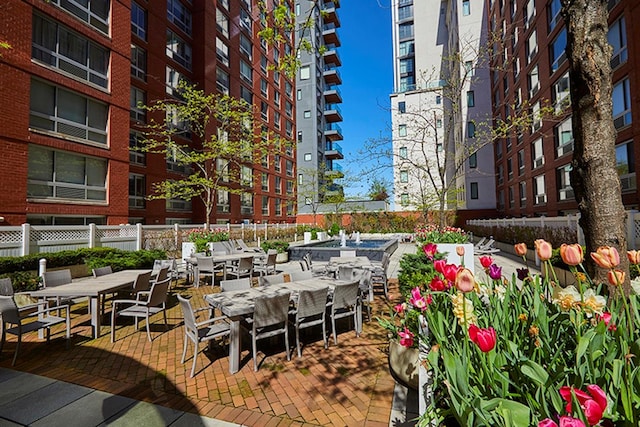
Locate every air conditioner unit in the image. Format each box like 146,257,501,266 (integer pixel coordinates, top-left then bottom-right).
559,188,574,201
535,194,547,205
620,175,637,192
613,115,627,129
557,142,574,157
533,157,544,169
610,53,621,70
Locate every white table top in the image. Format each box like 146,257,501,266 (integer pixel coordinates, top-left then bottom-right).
30,269,151,298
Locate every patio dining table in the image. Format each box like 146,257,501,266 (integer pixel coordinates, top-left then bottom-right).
30,269,151,339
186,253,257,284
204,277,359,374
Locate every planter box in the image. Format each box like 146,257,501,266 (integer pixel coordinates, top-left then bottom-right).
276,252,289,264
541,265,577,287
389,339,419,390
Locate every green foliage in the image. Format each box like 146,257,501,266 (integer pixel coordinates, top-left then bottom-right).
0,271,41,292
415,224,468,244
83,249,166,272
328,223,341,237
397,250,440,297
187,228,229,252
466,224,577,248
260,240,289,254
0,247,117,275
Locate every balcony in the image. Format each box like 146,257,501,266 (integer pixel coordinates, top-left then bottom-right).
323,67,342,85
322,24,340,46
324,104,343,122
323,183,344,199
325,142,343,160
323,85,342,104
322,4,340,26
324,123,343,141
323,48,341,66
324,162,343,179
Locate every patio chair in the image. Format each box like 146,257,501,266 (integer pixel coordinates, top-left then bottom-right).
42,269,76,312
328,281,360,345
370,254,390,298
152,259,179,286
290,287,329,357
299,260,309,271
0,277,41,313
110,277,171,342
243,292,291,371
92,266,113,277
259,273,286,287
473,237,488,250
226,256,254,280
289,270,313,282
303,253,327,276
0,295,70,366
176,294,230,377
475,238,501,254
236,239,265,254
253,250,278,277
220,278,252,292
195,256,225,287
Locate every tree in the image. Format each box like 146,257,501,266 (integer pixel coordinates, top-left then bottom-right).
140,82,279,229
561,0,630,291
367,177,390,202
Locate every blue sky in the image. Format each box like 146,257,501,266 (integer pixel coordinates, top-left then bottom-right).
336,0,394,198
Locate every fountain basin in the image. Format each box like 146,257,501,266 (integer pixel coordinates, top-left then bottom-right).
289,238,398,262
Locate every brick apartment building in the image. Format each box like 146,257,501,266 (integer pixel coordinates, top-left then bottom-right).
0,0,297,226
490,0,640,217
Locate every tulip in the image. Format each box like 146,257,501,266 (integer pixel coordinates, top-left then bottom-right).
479,256,493,269
429,276,446,292
468,324,497,352
627,249,640,265
434,259,446,274
423,243,438,260
443,264,459,283
607,269,625,286
559,385,607,426
514,243,528,257
394,302,407,315
516,267,529,281
535,239,553,261
409,287,429,311
456,245,465,256
488,264,502,280
538,419,558,427
559,417,586,427
455,267,476,293
398,327,414,348
560,244,584,266
590,246,620,269
597,312,617,331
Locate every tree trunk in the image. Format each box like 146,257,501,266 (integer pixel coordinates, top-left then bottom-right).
562,0,630,293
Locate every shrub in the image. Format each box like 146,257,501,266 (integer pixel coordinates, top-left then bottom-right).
260,240,290,253
0,271,41,292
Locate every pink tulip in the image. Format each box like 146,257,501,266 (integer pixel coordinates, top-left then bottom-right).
468,324,497,352
559,417,586,427
538,419,558,427
590,246,621,269
535,239,553,261
394,303,407,315
559,385,607,426
434,259,446,274
443,264,459,283
560,244,584,266
409,287,429,311
398,327,414,348
455,267,476,293
479,256,493,268
423,243,438,259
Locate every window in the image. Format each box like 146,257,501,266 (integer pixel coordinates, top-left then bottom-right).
399,146,408,159
400,193,409,206
533,175,546,204
608,16,627,69
467,91,475,107
129,174,145,208
240,8,252,32
50,0,109,34
32,14,109,88
400,170,408,183
130,45,146,81
532,137,544,168
398,4,413,20
612,78,631,129
167,0,192,34
399,58,414,74
470,182,478,199
240,60,252,83
240,166,253,187
616,141,636,192
398,22,414,39
275,176,282,194
519,181,526,207
552,72,570,112
30,79,108,145
274,91,281,107
274,198,282,216
548,0,561,32
239,34,252,59
469,153,477,168
526,29,537,63
531,101,542,131
166,67,188,96
216,68,229,94
550,28,567,73
555,117,574,157
261,173,269,191
462,0,470,16
498,164,504,184
557,164,574,200
216,8,229,38
286,160,293,176
260,54,268,73
216,158,229,182
398,40,414,56
130,87,145,122
528,65,539,98
524,0,535,28
300,66,310,80
216,38,229,66
129,131,146,165
517,149,525,174
436,118,443,128
274,154,281,172
398,124,407,137
435,95,442,105
27,145,107,201
131,2,146,40
166,30,192,70
240,86,252,104
303,110,311,119
467,121,476,138
398,101,406,113
262,196,269,215
507,158,513,179
217,190,229,213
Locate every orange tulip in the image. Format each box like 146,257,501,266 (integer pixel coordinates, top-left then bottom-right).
455,267,476,293
607,269,625,286
560,244,583,266
514,243,527,257
535,239,553,261
627,250,640,265
456,246,465,256
591,246,621,269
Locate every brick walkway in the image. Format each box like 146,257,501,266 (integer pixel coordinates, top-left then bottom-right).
0,276,402,426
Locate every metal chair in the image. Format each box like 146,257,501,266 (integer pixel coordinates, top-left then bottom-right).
220,278,252,292
195,257,225,287
92,266,113,277
289,270,313,282
110,277,171,342
226,256,254,280
0,295,70,366
176,294,230,377
42,269,75,313
0,277,41,312
290,287,329,357
328,281,360,345
254,250,278,277
243,292,291,371
259,273,287,286
370,253,390,298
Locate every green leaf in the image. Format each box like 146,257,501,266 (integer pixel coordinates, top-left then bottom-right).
520,360,549,386
576,329,595,362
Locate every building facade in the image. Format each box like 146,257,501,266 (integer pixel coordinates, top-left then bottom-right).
0,0,296,226
490,0,640,217
389,0,496,212
295,0,344,214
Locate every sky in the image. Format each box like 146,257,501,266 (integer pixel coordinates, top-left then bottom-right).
335,0,394,198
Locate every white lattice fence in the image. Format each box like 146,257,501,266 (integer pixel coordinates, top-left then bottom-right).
97,225,138,251
0,226,23,257
31,226,91,253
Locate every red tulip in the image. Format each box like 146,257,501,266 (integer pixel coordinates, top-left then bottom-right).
597,312,616,331
434,259,446,274
443,264,459,283
423,243,438,259
535,239,553,261
627,250,640,265
590,246,620,269
479,256,493,268
429,276,446,291
514,243,528,257
538,419,558,427
560,244,584,266
468,324,497,352
559,385,607,426
455,267,475,293
558,417,586,427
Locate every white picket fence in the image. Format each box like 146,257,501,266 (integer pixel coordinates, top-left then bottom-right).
467,210,640,249
0,223,304,257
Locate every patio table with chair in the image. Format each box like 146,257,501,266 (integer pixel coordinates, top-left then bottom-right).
186,253,257,286
30,269,152,339
204,276,361,374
